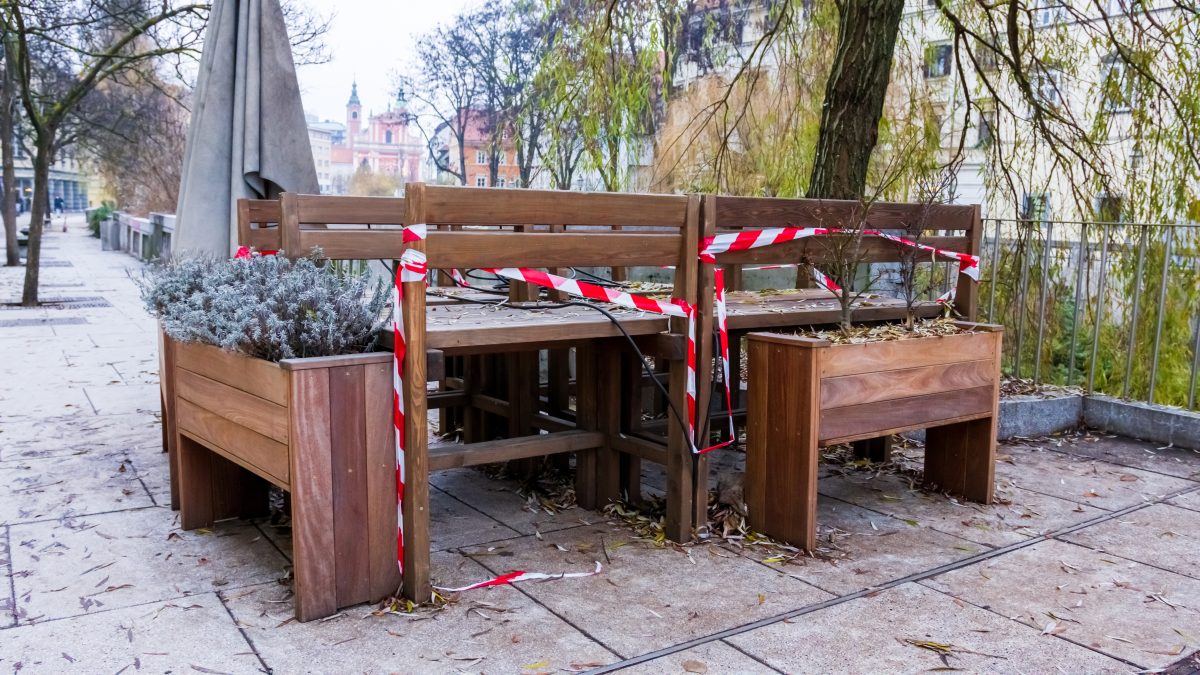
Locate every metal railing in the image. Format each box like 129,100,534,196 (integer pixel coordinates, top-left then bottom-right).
977,218,1200,410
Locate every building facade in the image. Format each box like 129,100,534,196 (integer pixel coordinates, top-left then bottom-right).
434,110,527,188
332,82,426,193
5,148,90,213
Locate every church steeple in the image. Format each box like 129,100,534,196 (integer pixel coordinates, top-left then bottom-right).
347,79,361,106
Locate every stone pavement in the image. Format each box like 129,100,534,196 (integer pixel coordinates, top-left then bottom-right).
2,218,1199,674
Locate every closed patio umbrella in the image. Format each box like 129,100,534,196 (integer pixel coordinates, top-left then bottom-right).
174,0,318,256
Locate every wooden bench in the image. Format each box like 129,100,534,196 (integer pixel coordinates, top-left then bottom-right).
171,187,703,613
695,195,983,450
694,195,991,548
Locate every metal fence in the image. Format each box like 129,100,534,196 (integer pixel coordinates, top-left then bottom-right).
977,218,1200,410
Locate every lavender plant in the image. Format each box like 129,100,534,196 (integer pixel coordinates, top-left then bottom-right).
140,254,388,361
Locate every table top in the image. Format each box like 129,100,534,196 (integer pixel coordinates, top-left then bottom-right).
381,288,945,353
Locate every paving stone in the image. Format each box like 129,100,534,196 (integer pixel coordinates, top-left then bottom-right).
83,383,160,416
124,444,172,505
0,451,153,524
1061,503,1200,579
620,641,774,674
0,593,262,674
3,413,161,461
727,582,1128,674
222,552,616,673
431,468,589,536
9,506,288,622
922,538,1200,670
1170,489,1200,512
461,524,833,658
759,497,984,595
819,467,1106,547
429,486,525,551
1045,433,1200,481
0,385,93,418
996,445,1195,510
1,525,13,627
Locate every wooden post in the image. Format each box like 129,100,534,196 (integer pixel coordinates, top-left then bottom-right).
665,195,703,541
953,204,982,321
924,328,1000,503
401,186,431,603
593,345,623,504
573,344,599,510
158,328,180,510
745,334,827,551
288,368,337,621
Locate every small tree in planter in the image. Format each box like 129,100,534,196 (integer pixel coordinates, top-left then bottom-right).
142,254,401,622
895,158,963,331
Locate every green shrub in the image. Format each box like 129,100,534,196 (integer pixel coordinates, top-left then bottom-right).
87,201,115,238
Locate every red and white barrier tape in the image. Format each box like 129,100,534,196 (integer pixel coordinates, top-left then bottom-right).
393,224,428,579
233,246,278,258
698,226,980,456
478,266,729,454
435,561,603,593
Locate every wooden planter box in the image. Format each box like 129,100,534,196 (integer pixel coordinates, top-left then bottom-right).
167,338,400,621
745,322,1003,550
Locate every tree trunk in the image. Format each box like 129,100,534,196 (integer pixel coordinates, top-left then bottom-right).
806,0,904,200
1,49,17,267
20,138,50,306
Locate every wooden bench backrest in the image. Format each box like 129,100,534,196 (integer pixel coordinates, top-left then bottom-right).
236,199,282,251
237,194,407,259
407,183,698,271
702,194,982,319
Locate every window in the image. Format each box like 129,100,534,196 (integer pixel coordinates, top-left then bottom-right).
976,106,996,147
385,130,393,144
476,150,486,164
1021,192,1051,222
1094,193,1124,222
975,39,1000,72
1034,2,1061,27
352,111,358,119
475,175,487,187
498,152,507,165
496,177,506,188
1100,55,1135,113
1035,67,1063,107
923,43,953,79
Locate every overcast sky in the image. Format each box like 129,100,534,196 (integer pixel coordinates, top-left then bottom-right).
296,0,474,124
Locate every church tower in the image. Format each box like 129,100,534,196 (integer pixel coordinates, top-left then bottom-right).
346,80,362,148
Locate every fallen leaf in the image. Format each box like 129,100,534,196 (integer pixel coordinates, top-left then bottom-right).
682,659,708,673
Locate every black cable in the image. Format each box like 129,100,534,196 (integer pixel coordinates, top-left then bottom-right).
569,267,628,288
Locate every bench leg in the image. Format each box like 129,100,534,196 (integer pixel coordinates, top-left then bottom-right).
924,417,996,504
593,347,623,505
852,436,893,463
177,434,214,530
574,345,600,510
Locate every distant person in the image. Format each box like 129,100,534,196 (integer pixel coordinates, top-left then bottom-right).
54,196,64,213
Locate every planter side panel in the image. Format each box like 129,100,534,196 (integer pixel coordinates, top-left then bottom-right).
173,342,291,488
817,331,1000,444
745,338,821,550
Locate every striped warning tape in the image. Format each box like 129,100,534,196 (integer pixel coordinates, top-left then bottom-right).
435,561,603,593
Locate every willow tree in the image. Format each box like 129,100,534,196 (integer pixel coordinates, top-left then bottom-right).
538,0,680,191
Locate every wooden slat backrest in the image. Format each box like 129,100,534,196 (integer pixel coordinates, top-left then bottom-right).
407,183,694,269
280,193,406,260
709,195,977,232
236,199,283,251
702,194,983,319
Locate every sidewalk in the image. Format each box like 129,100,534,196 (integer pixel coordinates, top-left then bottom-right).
1,220,1199,674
